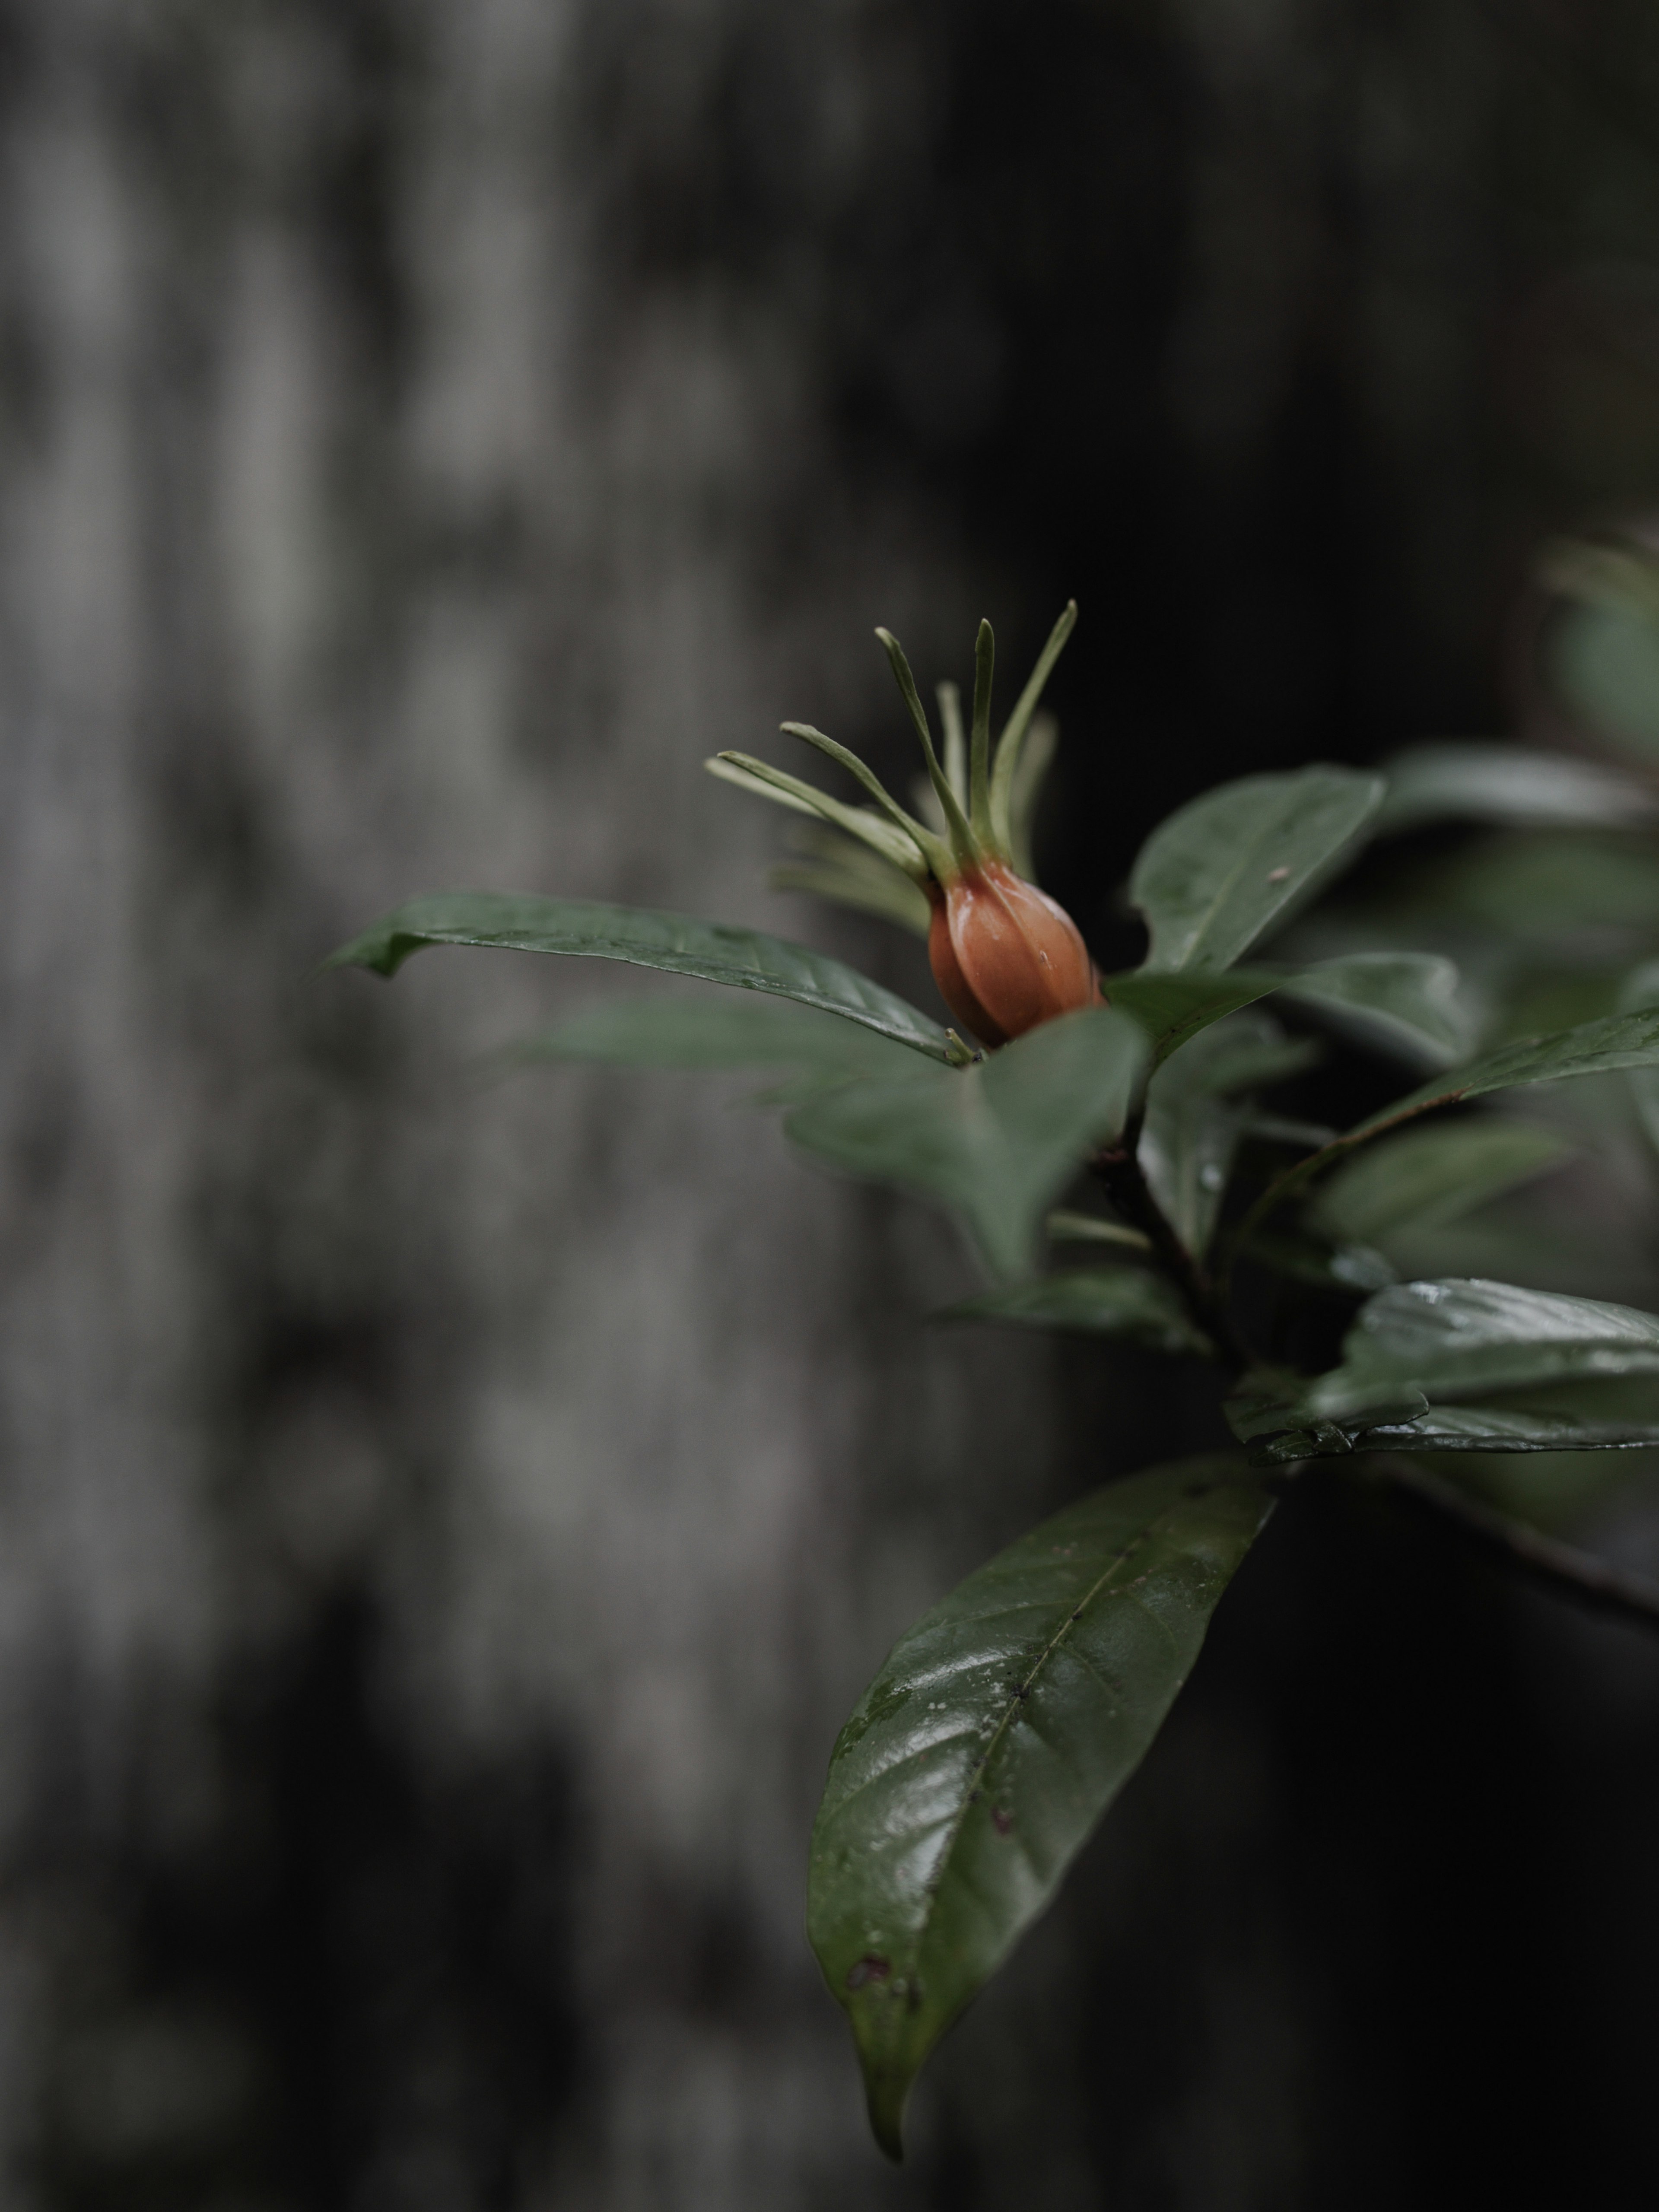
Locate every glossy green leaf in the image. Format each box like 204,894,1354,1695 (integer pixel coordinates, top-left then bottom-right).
1376,742,1658,833
809,1456,1273,2160
1129,766,1384,974
784,1008,1149,1280
325,892,954,1061
1227,1381,1659,1465
1279,951,1473,1069
1414,1389,1659,1530
944,1267,1212,1355
1311,1121,1572,1246
1140,1011,1317,1256
1302,1278,1659,1421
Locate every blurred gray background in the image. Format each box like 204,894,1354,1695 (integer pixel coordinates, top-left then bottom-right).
5,1,1659,2206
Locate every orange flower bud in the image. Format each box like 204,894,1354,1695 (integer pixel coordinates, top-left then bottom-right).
927,860,1100,1047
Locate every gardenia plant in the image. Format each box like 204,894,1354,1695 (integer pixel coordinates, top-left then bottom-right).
329,538,1659,2160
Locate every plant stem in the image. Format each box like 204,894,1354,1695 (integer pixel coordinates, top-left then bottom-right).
1090,1116,1252,1371
1377,1456,1659,1633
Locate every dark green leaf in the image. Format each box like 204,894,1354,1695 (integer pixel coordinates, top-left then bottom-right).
1140,1011,1317,1256
1376,742,1657,833
1302,1278,1659,1421
785,1008,1149,1279
944,1267,1212,1355
1228,1382,1659,1465
1103,969,1283,1066
325,891,954,1061
1619,957,1659,1154
1395,831,1659,938
1347,1004,1659,1142
1413,1398,1659,1530
808,1457,1273,2159
1129,766,1383,974
1549,594,1659,764
1241,1231,1396,1293
1310,1122,1572,1246
1237,1003,1659,1250
1279,951,1473,1068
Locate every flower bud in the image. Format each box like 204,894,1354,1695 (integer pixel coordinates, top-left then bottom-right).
927,859,1099,1047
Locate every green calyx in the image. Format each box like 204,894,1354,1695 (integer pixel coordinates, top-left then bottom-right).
707,604,1078,892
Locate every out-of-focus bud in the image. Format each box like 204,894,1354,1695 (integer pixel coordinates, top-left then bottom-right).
927,861,1098,1047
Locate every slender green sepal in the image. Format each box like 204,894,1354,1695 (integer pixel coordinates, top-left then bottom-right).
710,754,930,879
1007,714,1058,880
778,722,952,880
768,858,933,936
969,619,995,846
875,628,979,868
937,681,967,810
990,601,1077,853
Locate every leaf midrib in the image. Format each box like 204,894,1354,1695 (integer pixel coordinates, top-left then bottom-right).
877,1487,1223,2005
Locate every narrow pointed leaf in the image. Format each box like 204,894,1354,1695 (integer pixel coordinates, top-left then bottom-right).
809,1457,1273,2160
875,630,977,861
324,893,955,1061
969,619,995,842
1376,742,1659,833
1311,1122,1572,1246
784,1007,1148,1279
780,722,951,875
709,752,927,874
937,682,968,809
1279,951,1474,1069
943,1266,1212,1355
1130,766,1384,973
989,602,1076,855
1302,1278,1659,1420
1006,713,1058,881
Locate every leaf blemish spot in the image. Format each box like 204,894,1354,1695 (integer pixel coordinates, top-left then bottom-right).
846,1954,891,1990
992,1807,1014,1836
1267,865,1290,882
